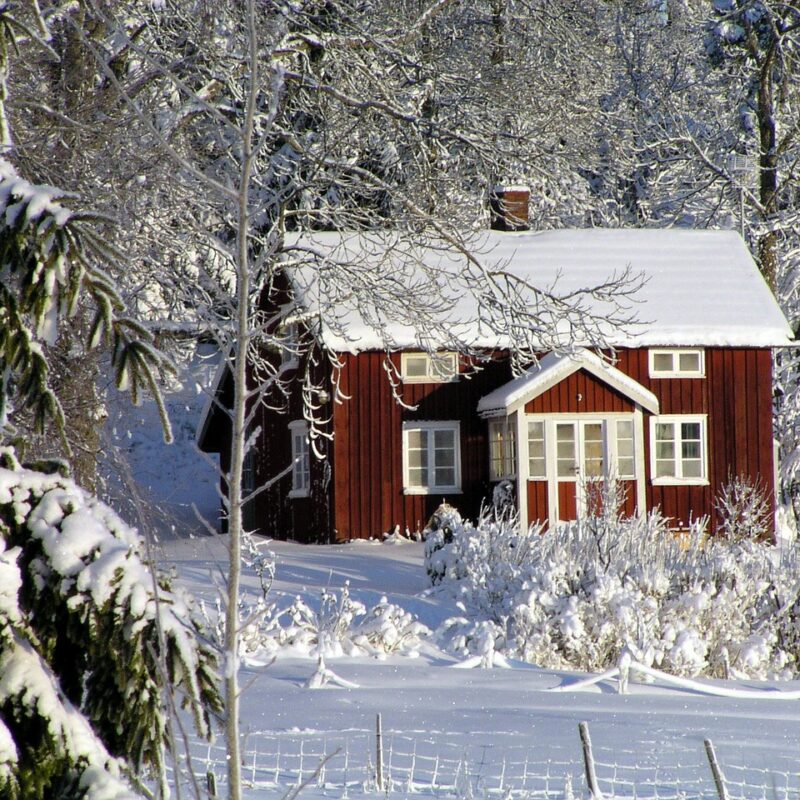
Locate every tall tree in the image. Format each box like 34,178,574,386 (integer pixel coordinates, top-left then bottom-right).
70,2,640,797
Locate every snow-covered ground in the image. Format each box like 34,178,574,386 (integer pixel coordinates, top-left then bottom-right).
108,347,800,798
161,534,800,800
103,342,221,537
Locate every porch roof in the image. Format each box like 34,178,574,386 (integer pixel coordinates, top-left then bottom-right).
477,350,660,417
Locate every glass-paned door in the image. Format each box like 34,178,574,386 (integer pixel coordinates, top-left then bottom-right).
554,420,606,519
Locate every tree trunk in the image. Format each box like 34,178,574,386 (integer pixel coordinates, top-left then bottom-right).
224,3,260,798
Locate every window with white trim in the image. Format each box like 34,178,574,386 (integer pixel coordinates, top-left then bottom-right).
615,419,635,479
402,421,461,494
649,349,705,378
289,420,310,497
488,419,516,480
279,322,300,370
527,420,546,479
401,352,458,383
651,415,707,483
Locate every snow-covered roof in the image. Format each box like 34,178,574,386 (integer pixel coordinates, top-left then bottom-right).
285,229,795,351
477,350,660,417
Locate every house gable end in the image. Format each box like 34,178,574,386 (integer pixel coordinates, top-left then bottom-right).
477,350,659,417
525,367,635,414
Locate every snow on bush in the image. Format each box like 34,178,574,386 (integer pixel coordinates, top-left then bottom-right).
0,449,221,799
204,551,431,663
426,488,800,680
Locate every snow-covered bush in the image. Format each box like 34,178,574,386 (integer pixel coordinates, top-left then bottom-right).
715,474,771,541
207,580,431,661
426,496,800,680
0,449,221,799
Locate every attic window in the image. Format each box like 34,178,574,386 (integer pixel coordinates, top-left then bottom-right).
649,349,705,378
401,352,458,383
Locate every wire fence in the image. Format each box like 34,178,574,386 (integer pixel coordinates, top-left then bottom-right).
190,720,800,800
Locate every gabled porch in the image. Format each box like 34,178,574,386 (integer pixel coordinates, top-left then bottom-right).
478,350,660,529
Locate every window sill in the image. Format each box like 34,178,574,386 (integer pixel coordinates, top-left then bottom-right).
649,373,705,380
401,377,459,385
651,477,709,487
403,486,462,496
288,488,310,499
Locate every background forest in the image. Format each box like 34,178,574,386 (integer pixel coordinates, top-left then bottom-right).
1,2,799,797
5,0,800,513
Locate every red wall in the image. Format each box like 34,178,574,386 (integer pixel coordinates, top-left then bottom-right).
330,353,512,541
328,348,775,539
206,346,775,541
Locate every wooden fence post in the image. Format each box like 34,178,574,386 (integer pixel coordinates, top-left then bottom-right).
704,739,730,800
579,721,603,799
376,713,384,792
206,770,217,799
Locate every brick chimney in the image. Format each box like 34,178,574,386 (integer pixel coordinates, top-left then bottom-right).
489,185,530,231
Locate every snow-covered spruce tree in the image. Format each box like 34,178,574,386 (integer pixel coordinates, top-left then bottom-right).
0,448,221,799
0,160,174,454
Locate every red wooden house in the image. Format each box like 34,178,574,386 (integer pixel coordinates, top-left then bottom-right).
198,218,794,541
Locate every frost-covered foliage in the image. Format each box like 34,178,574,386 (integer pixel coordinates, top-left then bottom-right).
0,449,221,799
0,160,173,445
426,504,800,680
206,580,430,662
715,474,771,542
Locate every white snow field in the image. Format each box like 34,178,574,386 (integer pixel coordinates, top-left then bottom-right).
161,535,800,800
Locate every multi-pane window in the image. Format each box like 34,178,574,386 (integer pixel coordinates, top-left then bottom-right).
401,352,458,383
403,422,461,493
615,419,635,479
652,416,707,482
489,419,516,480
649,349,705,378
582,422,604,478
279,322,300,369
527,420,546,479
289,420,310,497
556,423,578,478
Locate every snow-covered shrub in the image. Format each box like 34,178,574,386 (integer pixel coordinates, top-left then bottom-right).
427,491,800,680
208,580,430,661
0,449,221,799
715,474,771,541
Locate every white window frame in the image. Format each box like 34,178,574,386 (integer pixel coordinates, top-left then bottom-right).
400,352,459,384
648,348,705,378
527,413,638,482
488,418,516,480
649,414,708,485
527,419,547,480
279,322,300,371
288,420,310,498
614,418,636,480
402,420,461,495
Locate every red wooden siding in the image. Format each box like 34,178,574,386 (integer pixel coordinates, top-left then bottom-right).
525,368,634,414
527,480,549,527
614,348,774,530
331,354,512,540
203,343,776,541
